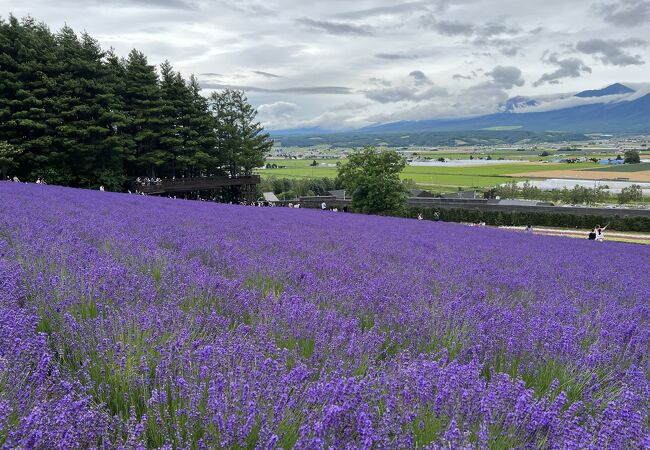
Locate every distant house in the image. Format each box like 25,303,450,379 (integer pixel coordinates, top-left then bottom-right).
262,192,279,203
442,191,482,200
327,189,348,200
493,199,554,206
409,189,435,198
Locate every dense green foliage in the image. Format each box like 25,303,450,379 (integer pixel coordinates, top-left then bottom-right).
337,147,407,214
618,184,643,204
493,182,612,205
624,149,641,164
0,140,20,178
407,207,650,232
0,16,271,188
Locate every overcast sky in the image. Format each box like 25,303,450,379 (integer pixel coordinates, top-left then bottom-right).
3,0,650,130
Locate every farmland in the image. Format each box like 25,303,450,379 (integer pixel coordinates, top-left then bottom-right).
1,182,649,448
585,162,650,173
260,159,602,189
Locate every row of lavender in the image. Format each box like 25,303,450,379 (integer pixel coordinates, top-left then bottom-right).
0,182,648,448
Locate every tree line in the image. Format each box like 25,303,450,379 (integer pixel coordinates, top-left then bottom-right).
493,181,645,205
0,16,272,189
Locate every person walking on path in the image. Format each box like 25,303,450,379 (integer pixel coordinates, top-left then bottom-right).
321,201,327,211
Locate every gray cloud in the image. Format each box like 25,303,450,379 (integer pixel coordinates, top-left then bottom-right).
452,72,476,80
364,72,446,103
336,1,430,19
534,53,592,87
200,82,353,95
375,52,420,60
296,17,373,36
364,85,448,103
420,15,475,36
436,19,475,36
486,65,525,89
480,23,522,37
253,70,282,78
103,0,196,9
595,0,650,26
575,38,646,66
408,70,431,85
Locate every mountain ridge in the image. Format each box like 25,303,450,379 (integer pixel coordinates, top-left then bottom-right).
271,84,649,136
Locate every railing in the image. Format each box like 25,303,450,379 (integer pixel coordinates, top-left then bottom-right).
131,175,260,194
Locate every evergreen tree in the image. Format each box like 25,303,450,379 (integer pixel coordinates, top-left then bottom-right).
0,16,60,182
123,49,164,178
0,17,274,189
182,75,220,177
52,27,129,187
209,89,272,177
94,49,133,189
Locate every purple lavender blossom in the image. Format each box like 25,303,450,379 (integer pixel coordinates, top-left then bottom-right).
0,181,648,448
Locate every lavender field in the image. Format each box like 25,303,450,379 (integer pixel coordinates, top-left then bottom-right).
0,182,649,449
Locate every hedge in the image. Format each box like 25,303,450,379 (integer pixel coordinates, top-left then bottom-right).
405,207,650,232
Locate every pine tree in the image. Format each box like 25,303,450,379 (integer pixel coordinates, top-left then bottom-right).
123,49,164,178
209,89,272,177
182,75,220,177
158,60,189,177
0,16,59,182
94,48,133,189
52,27,126,186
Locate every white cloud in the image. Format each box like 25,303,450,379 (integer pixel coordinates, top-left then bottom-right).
3,0,649,128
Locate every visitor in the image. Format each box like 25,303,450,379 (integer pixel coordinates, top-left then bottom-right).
417,213,423,221
433,211,440,222
288,202,293,208
321,201,327,210
588,227,596,240
12,176,19,182
595,224,608,242
525,224,533,234
99,185,105,191
36,178,41,184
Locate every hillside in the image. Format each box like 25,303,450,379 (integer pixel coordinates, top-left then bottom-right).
1,181,649,448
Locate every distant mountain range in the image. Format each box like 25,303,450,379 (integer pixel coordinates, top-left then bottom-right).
272,84,650,139
574,83,634,98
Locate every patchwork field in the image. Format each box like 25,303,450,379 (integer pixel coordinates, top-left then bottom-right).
261,160,602,189
1,182,649,448
512,168,650,182
584,162,650,173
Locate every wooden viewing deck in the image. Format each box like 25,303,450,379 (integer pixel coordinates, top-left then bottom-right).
131,175,260,195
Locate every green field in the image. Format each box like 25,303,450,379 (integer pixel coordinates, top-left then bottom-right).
259,160,601,189
584,162,650,173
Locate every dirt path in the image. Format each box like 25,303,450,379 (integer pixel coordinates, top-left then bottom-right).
499,226,650,244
